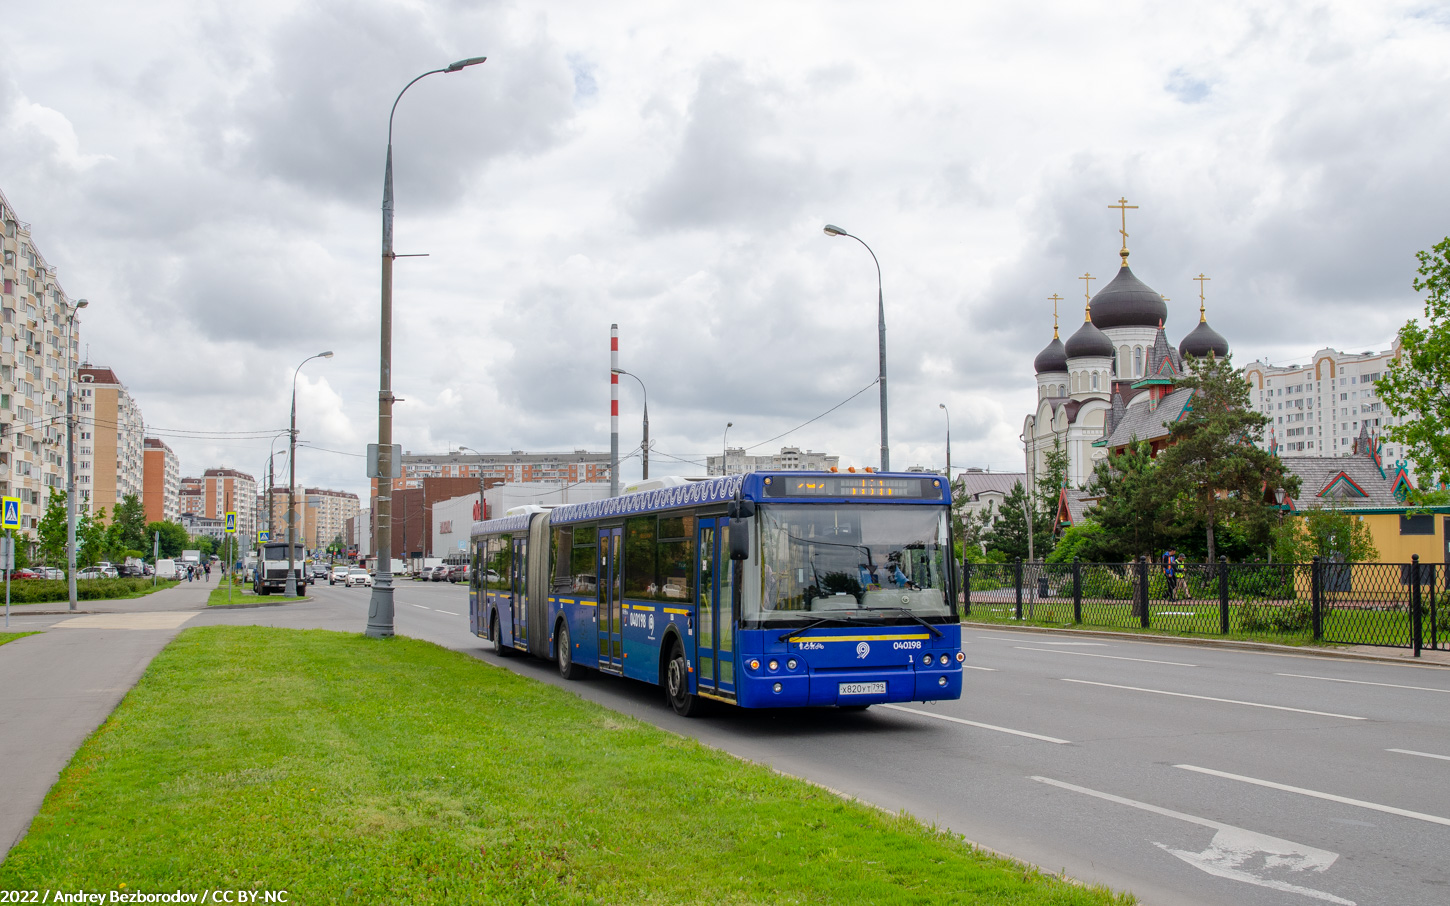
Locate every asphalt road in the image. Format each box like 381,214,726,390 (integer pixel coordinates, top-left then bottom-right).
9,580,1449,905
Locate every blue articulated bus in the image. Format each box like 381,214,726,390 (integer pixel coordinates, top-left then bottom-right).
469,471,963,716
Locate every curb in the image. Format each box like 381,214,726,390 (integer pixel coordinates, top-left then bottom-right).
962,621,1450,669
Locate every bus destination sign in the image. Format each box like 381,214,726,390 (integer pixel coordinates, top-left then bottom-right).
763,475,942,499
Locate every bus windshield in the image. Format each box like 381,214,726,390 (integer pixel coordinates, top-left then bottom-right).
749,504,953,624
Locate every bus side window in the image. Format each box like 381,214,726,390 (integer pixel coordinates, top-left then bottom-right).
624,516,655,599
552,527,572,592
571,524,597,597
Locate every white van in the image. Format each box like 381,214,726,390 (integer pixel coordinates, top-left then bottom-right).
154,558,178,579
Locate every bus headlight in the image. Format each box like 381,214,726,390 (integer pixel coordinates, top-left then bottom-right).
773,682,783,693
939,654,950,666
768,659,779,671
787,658,798,670
938,676,948,686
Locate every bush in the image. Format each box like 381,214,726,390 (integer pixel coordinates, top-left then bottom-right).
3,578,172,604
1238,601,1312,633
1080,565,1134,600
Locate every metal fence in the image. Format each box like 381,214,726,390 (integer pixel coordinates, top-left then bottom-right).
961,556,1447,656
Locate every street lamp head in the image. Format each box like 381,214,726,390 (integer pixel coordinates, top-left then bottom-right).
76,298,89,309
823,224,849,237
939,403,946,411
319,351,334,359
445,56,488,72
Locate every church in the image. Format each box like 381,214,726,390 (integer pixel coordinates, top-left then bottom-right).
1023,200,1229,497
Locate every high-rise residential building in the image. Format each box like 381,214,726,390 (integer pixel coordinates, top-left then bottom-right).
707,446,841,476
0,188,83,538
76,365,145,520
179,476,204,518
1242,346,1406,464
142,437,180,524
376,450,611,496
265,485,359,553
199,468,257,543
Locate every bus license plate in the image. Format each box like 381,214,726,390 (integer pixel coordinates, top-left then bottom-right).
839,682,886,696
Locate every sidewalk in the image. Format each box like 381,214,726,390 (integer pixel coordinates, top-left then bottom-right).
0,574,217,859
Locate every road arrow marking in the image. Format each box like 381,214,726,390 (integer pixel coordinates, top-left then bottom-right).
1031,776,1354,905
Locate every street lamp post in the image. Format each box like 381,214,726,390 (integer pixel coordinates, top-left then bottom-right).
65,298,88,611
368,56,487,639
722,422,732,476
286,351,333,597
611,369,649,480
824,224,889,472
939,403,951,481
457,445,488,524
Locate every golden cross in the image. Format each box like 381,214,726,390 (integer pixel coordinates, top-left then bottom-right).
1049,293,1063,338
1194,273,1210,321
1109,196,1138,263
1080,273,1095,319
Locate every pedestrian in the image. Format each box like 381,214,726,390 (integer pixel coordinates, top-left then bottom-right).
185,564,193,582
1164,549,1178,601
204,561,211,581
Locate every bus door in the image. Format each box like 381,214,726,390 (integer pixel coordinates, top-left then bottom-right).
694,518,736,698
511,537,528,649
597,527,623,671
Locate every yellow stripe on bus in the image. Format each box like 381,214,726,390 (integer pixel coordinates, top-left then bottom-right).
785,633,933,643
663,607,690,615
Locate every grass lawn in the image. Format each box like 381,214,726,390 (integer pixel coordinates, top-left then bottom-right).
0,631,37,646
1,578,179,606
0,626,1131,905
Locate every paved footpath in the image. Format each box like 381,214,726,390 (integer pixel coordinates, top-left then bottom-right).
0,577,215,858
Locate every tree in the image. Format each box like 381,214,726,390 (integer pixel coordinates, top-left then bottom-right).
957,501,994,561
1378,237,1450,487
146,521,190,559
1156,353,1299,562
35,490,68,566
1083,440,1182,560
1271,506,1378,563
78,506,108,566
191,535,216,558
1046,519,1109,563
982,481,1054,562
1034,438,1071,521
112,493,148,554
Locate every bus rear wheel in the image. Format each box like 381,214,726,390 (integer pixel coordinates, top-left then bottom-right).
666,638,702,717
557,620,585,680
491,615,514,657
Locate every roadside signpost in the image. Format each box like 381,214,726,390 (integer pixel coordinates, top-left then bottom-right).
2,495,21,627
225,511,237,603
152,530,159,587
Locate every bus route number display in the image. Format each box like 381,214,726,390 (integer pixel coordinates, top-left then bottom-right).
763,476,941,499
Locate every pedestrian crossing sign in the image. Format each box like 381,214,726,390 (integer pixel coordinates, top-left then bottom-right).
258,530,270,543
225,511,237,534
1,496,20,530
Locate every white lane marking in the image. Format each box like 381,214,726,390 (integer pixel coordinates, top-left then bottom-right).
1388,748,1450,762
53,612,197,630
1176,765,1450,828
977,637,1107,646
1032,776,1353,905
961,665,997,671
1062,679,1364,720
1016,646,1197,667
881,704,1069,744
1276,673,1450,694
410,604,431,610
435,610,460,616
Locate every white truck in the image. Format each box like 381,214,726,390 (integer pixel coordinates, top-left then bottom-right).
253,541,305,595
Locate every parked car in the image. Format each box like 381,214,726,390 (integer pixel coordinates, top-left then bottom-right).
153,558,179,580
428,565,450,582
9,569,39,580
77,567,105,580
329,566,350,585
39,567,65,580
100,566,119,579
448,564,468,583
345,568,373,588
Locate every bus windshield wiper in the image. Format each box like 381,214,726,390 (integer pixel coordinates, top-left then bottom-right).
778,617,851,642
861,606,943,638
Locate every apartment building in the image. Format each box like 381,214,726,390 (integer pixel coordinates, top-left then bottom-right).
142,437,180,523
198,468,258,543
379,449,611,494
0,188,83,534
1243,346,1407,466
75,365,145,520
179,476,204,518
706,446,841,476
266,485,359,553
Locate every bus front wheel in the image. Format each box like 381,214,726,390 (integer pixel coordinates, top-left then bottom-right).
557,620,585,680
666,638,703,717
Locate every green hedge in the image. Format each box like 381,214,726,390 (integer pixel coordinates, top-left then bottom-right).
3,578,176,604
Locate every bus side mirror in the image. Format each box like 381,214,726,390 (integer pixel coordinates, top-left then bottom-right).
728,520,750,561
727,499,755,519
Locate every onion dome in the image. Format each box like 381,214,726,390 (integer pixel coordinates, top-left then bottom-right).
1089,265,1168,330
1179,311,1229,360
1034,336,1068,374
1065,309,1115,359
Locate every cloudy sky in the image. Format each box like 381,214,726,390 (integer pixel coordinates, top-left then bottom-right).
3,1,1447,498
